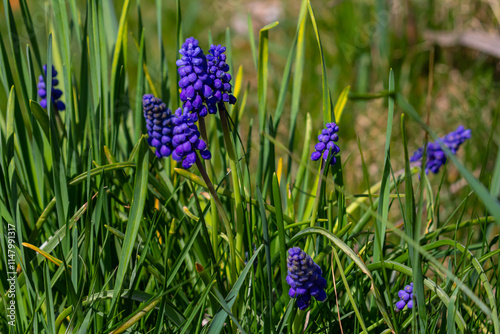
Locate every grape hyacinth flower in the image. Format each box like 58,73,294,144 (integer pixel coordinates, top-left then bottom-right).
143,94,174,158
395,283,415,311
206,44,236,113
171,108,211,169
38,65,65,111
311,122,340,165
176,37,212,117
410,125,471,174
286,247,327,310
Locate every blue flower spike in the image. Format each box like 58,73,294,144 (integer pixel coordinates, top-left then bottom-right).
286,247,327,310
143,94,174,158
395,282,415,311
38,64,65,111
206,44,236,113
410,126,471,174
176,37,212,117
171,108,211,169
311,122,340,165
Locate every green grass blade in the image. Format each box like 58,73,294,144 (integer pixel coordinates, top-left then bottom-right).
401,113,426,328
491,144,500,197
307,1,331,123
256,21,279,187
208,245,263,333
272,173,287,295
135,30,145,142
287,1,307,178
257,186,274,333
374,69,395,263
109,136,149,313
333,85,350,124
247,13,258,70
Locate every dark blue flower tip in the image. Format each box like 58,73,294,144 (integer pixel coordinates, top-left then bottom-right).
38,64,65,111
286,247,327,310
395,282,416,311
311,122,340,165
206,44,236,110
143,94,174,158
170,107,211,169
410,126,471,174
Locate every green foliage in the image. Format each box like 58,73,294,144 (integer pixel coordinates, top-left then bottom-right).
0,0,499,333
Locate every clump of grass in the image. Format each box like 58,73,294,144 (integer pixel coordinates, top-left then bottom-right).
0,0,499,333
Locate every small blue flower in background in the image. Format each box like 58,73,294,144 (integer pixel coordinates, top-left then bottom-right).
38,65,65,111
143,94,174,158
395,282,414,311
410,125,471,174
311,122,340,165
171,108,211,169
286,247,327,310
206,44,236,113
177,37,212,117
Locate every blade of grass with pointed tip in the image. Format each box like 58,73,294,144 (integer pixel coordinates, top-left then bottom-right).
374,69,395,264
401,113,426,327
256,21,279,187
109,0,131,148
247,13,257,70
287,3,307,178
307,1,331,123
491,144,500,197
333,86,350,124
29,100,50,141
109,137,149,313
47,36,69,231
135,30,145,142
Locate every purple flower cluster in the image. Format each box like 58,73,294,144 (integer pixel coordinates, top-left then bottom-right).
206,44,236,111
142,94,211,168
143,37,238,168
395,283,414,311
410,126,471,174
286,247,327,310
176,37,236,117
177,37,213,117
143,94,173,158
311,122,340,165
171,108,211,169
38,65,65,111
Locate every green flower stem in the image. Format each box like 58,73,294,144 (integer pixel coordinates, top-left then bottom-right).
195,155,236,285
292,309,306,334
219,104,245,272
198,117,220,261
305,159,326,252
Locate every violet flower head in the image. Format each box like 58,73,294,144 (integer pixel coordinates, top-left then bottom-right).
143,94,174,158
311,122,340,166
286,247,327,310
38,65,65,111
410,126,471,174
395,282,415,311
206,44,236,113
171,108,211,169
176,37,212,118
